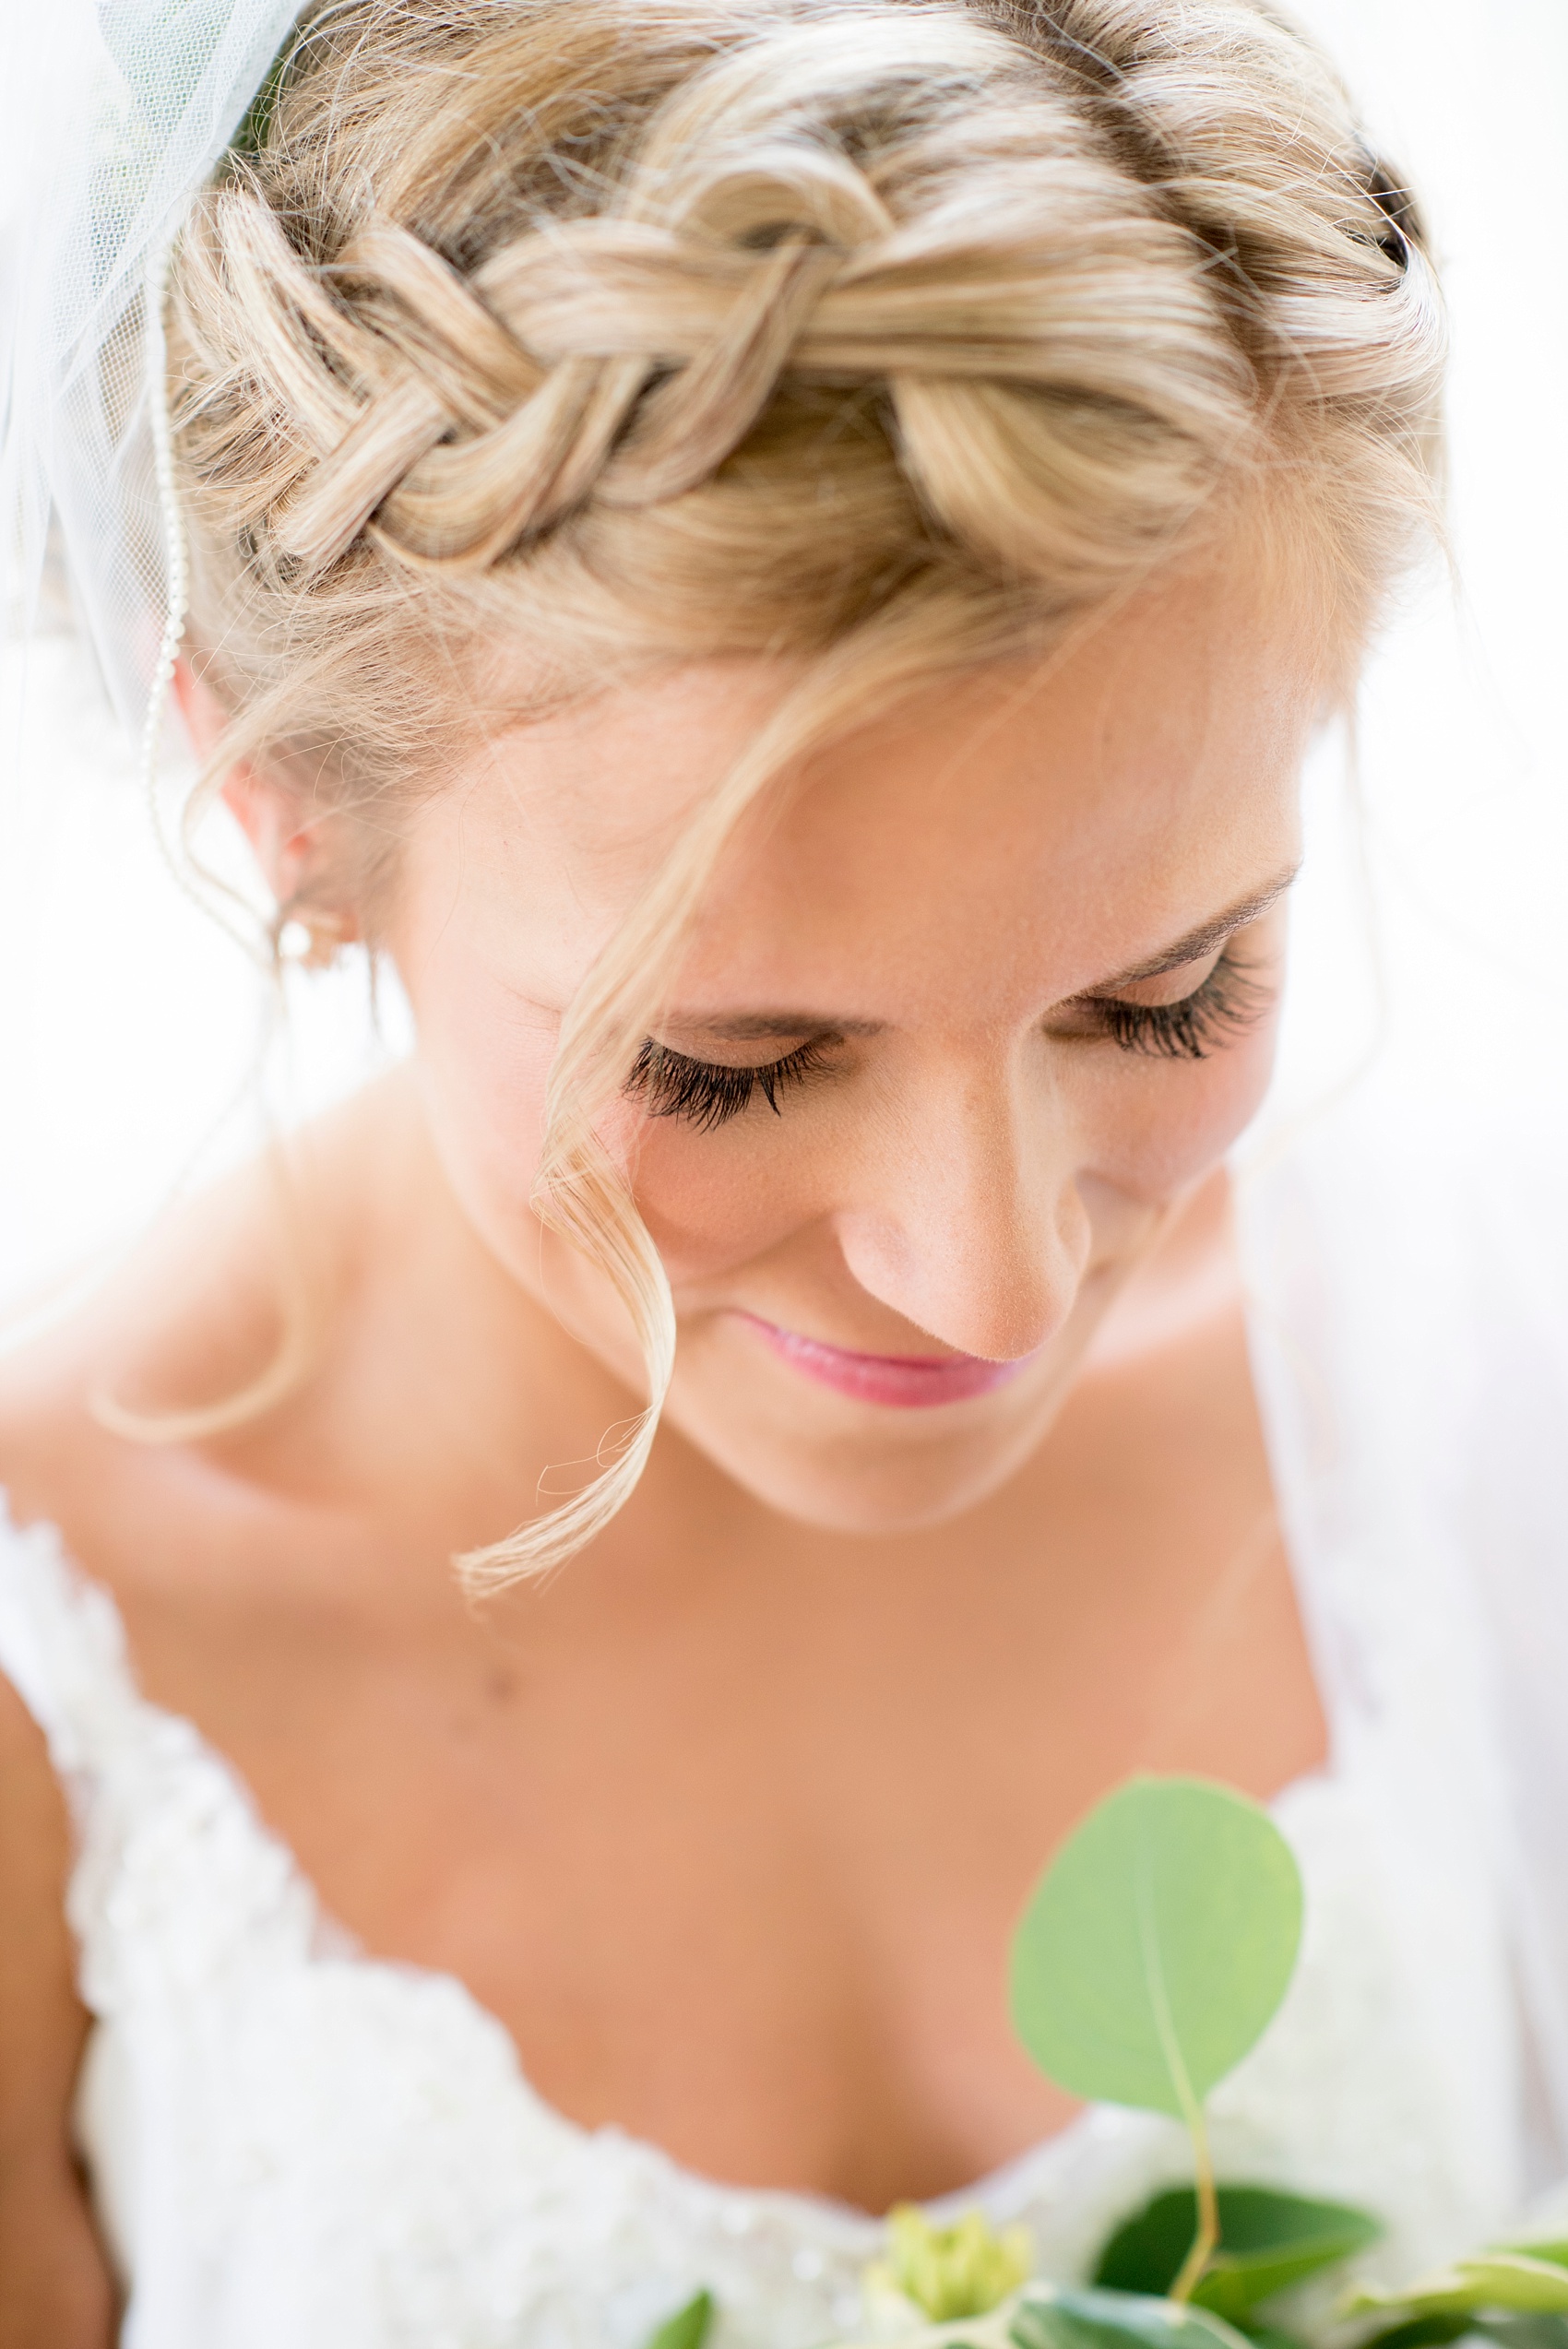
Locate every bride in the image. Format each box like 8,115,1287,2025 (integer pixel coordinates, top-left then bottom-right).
1,1,1563,2343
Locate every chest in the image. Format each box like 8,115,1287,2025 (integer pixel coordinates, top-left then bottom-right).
83,1311,1325,2206
67,1759,1514,2349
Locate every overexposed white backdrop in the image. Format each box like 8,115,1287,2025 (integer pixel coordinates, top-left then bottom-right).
1,0,1564,1323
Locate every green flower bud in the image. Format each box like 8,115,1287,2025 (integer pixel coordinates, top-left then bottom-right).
865,2205,1035,2320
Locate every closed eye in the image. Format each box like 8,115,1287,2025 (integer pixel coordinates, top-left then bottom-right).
624,1035,837,1132
1074,945,1274,1059
626,939,1274,1131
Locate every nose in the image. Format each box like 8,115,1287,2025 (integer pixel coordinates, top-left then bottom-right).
831,1055,1089,1363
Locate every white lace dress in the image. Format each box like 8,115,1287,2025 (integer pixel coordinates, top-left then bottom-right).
2,1084,1564,2349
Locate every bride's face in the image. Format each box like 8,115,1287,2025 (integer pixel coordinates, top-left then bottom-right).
388,560,1322,1532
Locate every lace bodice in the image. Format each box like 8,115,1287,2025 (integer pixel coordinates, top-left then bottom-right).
0,1469,1525,2349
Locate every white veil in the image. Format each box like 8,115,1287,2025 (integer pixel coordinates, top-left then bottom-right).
0,0,298,731
1235,0,1568,2188
2,0,1567,2235
0,0,397,1317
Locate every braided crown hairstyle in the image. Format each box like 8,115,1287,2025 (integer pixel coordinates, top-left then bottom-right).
168,0,1443,1582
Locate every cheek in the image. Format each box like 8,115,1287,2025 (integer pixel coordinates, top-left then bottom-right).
1077,1014,1282,1201
632,1119,819,1282
402,946,558,1236
629,1017,1282,1291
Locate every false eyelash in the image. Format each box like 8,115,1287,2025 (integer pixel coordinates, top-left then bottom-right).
625,1036,836,1133
625,952,1268,1133
1094,948,1271,1061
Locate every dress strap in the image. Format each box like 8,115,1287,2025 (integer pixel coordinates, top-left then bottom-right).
0,1491,329,2023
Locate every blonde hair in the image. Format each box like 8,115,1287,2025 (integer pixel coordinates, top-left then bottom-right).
167,0,1443,1583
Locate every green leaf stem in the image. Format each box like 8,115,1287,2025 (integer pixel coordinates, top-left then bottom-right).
1009,1776,1306,2303
1095,2186,1380,2322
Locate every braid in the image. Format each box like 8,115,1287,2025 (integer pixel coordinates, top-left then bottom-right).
174,1,1436,607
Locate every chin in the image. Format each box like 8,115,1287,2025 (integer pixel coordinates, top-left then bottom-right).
659,1375,1065,1536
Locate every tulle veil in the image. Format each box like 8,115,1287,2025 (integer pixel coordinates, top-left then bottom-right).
2,0,1566,2224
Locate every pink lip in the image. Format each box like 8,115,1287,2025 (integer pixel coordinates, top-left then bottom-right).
737,1312,1032,1409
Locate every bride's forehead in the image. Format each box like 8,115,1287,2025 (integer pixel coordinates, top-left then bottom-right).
468,562,1311,824
439,586,1316,918
428,681,1299,1038
668,789,1298,1021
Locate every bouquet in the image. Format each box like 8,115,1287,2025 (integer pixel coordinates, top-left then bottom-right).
641,1781,1568,2349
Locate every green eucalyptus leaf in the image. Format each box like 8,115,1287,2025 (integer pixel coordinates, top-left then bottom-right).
1010,1777,1304,2119
1455,2262,1568,2314
643,2289,715,2349
1504,2251,1568,2277
1094,2186,1381,2318
1348,2257,1568,2324
1351,2318,1471,2349
1357,2312,1568,2349
1240,2325,1312,2349
1475,2321,1568,2349
1009,2284,1252,2349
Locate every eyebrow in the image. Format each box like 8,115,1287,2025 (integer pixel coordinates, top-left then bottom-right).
685,1012,886,1042
1093,862,1301,989
669,863,1301,1042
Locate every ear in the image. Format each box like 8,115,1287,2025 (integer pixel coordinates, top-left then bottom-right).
172,658,361,943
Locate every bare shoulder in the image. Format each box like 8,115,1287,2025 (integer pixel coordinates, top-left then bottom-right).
0,1093,362,1591
0,1069,435,1561
0,1147,160,2344
0,1679,116,2348
0,1150,342,2347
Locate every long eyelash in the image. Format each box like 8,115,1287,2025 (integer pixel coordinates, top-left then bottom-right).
624,954,1267,1129
625,1037,834,1132
1098,948,1272,1061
